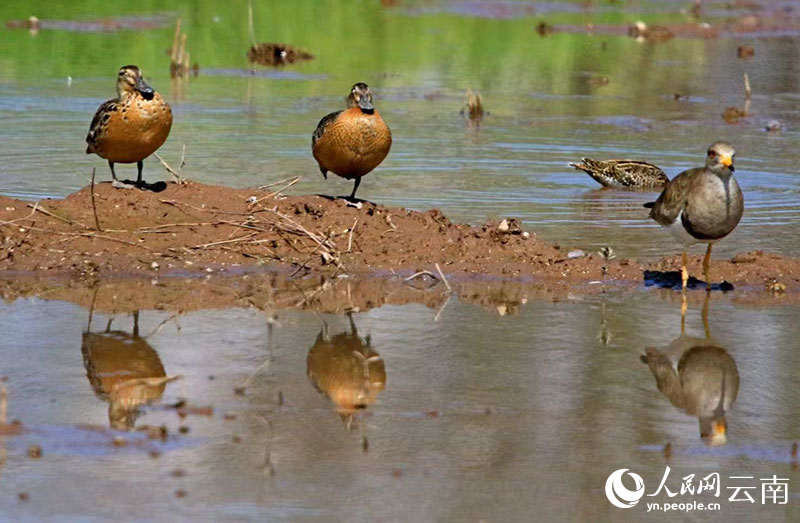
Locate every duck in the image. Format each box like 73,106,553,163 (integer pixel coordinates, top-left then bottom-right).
306,313,386,429
644,142,743,291
570,158,669,188
312,83,392,201
82,311,176,431
86,65,173,189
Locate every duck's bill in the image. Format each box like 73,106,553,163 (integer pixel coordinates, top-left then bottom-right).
358,97,374,113
134,77,155,100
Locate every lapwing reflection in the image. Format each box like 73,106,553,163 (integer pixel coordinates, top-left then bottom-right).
82,307,176,431
307,313,385,429
641,293,739,446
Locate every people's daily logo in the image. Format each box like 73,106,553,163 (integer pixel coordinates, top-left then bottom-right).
605,469,646,508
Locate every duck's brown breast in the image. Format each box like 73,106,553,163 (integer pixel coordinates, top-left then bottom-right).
312,107,392,179
90,92,173,164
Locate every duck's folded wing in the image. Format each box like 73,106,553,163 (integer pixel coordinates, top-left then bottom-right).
312,110,343,147
85,99,118,151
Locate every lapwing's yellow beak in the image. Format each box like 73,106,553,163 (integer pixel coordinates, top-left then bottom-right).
706,419,728,446
720,155,733,168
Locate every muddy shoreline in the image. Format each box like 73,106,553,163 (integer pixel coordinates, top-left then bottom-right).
1,182,798,307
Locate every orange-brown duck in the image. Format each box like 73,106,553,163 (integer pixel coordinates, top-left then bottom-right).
86,65,172,189
312,83,392,200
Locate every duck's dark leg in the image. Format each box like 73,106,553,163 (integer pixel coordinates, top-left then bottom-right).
108,161,118,182
132,311,140,338
350,177,361,200
136,161,144,187
347,311,358,336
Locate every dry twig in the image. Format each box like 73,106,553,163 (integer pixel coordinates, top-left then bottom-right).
154,149,188,185
90,167,103,231
27,204,88,229
434,263,452,293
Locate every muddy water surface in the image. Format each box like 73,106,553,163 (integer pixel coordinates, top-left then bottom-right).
0,288,799,521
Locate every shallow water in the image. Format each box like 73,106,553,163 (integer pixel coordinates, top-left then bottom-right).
0,288,799,521
2,1,800,520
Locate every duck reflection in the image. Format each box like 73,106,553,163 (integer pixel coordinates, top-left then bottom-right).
641,294,739,446
82,310,171,431
307,313,386,428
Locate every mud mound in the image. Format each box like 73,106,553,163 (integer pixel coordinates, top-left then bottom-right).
0,182,798,293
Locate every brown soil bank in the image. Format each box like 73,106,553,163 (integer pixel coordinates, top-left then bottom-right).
0,182,798,292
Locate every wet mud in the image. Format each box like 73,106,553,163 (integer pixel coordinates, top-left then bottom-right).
0,182,798,297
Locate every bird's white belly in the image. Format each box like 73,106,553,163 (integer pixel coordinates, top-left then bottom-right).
666,210,712,247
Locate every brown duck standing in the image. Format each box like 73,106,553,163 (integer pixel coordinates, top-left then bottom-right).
570,158,669,188
86,65,173,189
312,83,392,200
645,142,743,291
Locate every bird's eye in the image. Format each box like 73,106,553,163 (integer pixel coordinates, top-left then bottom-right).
708,150,716,158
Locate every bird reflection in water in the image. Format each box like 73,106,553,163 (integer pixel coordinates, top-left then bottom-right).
641,293,739,446
82,308,177,431
307,313,386,429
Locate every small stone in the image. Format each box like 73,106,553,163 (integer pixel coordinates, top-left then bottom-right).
27,445,42,458
150,261,159,270
766,120,782,132
521,231,530,239
497,219,509,232
567,249,585,259
112,436,127,447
